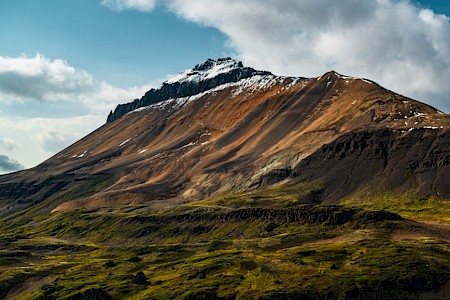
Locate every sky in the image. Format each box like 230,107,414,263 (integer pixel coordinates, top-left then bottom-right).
0,0,449,174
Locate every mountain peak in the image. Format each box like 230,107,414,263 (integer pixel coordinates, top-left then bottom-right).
165,57,245,85
194,57,243,71
107,57,271,123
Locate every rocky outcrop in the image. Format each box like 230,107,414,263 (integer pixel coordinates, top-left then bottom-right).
292,127,450,202
122,205,401,226
0,177,70,203
107,58,271,122
260,168,293,185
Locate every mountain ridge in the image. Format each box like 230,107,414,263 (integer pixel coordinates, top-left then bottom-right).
107,57,273,123
0,58,448,214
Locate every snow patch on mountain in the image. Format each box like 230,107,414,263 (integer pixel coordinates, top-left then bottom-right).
130,75,286,115
119,138,131,147
166,58,243,85
230,75,281,97
328,71,374,85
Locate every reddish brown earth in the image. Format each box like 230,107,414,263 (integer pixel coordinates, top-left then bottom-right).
0,62,448,214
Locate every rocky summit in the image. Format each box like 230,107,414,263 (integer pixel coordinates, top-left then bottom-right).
106,58,271,123
0,58,449,299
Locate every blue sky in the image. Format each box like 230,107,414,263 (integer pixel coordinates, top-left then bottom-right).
0,0,449,173
0,0,228,88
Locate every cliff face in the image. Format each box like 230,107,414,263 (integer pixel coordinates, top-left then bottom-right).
291,127,450,202
0,58,448,214
107,58,272,123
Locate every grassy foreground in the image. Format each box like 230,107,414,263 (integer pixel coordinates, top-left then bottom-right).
0,188,449,299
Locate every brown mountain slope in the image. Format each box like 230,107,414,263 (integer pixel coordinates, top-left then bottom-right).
0,62,448,214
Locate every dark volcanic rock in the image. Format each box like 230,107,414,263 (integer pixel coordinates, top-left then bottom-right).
292,127,450,202
0,177,69,203
107,58,271,123
122,206,400,226
260,167,293,185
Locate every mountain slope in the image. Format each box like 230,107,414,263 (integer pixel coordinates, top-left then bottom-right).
0,58,448,214
0,58,449,299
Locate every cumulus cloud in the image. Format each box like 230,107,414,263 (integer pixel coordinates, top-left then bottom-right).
80,81,156,113
161,0,450,112
0,54,93,103
37,131,81,154
0,51,158,168
17,115,105,154
0,114,106,168
0,155,24,173
101,0,157,12
0,138,20,151
0,53,156,116
97,0,450,110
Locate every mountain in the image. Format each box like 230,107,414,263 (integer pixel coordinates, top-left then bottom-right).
0,58,449,299
0,58,448,214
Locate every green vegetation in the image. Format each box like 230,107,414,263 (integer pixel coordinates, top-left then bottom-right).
343,193,450,223
0,189,449,299
189,181,326,208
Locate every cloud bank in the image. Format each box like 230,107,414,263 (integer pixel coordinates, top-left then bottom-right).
0,138,20,151
105,0,450,112
0,54,155,170
0,54,154,113
0,54,93,103
80,81,156,113
38,131,82,154
0,115,106,169
0,155,24,173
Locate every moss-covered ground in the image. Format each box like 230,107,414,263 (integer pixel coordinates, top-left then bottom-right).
0,187,449,299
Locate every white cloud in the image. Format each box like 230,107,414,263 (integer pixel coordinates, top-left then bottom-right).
164,0,450,112
80,81,156,113
0,115,105,168
97,0,450,110
0,53,155,115
0,138,20,152
0,53,156,169
37,131,82,154
0,54,93,103
101,0,157,12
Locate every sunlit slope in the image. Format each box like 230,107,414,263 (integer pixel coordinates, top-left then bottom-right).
0,61,448,213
